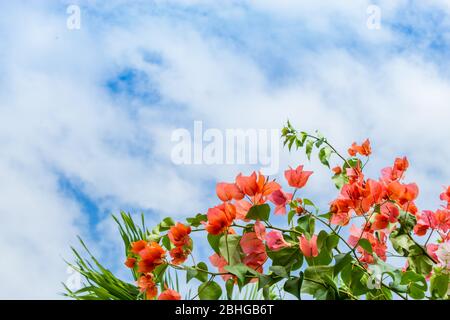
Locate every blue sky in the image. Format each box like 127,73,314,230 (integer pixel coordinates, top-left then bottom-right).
0,0,450,298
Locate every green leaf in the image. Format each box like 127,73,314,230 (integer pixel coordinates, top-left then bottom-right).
267,247,304,270
358,238,373,254
332,173,347,190
186,213,207,227
288,210,297,225
159,217,175,231
246,204,270,221
269,265,289,278
284,272,304,299
225,279,234,300
207,233,222,254
306,140,314,160
195,262,209,282
219,234,241,265
198,281,222,300
186,267,198,283
318,147,332,167
333,253,352,277
430,272,449,299
224,263,255,285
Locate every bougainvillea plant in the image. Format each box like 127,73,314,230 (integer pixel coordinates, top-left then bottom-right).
65,122,450,300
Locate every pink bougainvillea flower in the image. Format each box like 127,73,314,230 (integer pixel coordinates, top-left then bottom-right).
268,189,293,215
158,289,181,300
205,203,236,235
414,210,437,236
348,224,387,264
234,199,252,221
254,220,266,241
348,139,371,157
209,253,232,281
436,241,450,269
241,232,266,255
216,182,244,202
265,230,291,251
426,243,439,262
284,165,313,189
240,232,267,273
298,235,318,258
168,222,191,247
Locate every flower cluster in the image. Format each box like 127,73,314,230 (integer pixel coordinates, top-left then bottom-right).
90,125,449,301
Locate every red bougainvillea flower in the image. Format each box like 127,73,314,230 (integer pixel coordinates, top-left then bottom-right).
158,289,181,300
216,182,244,202
414,210,438,236
130,240,147,254
268,189,293,215
137,274,158,300
169,247,189,265
234,199,252,220
265,230,291,251
298,235,318,258
168,222,191,247
124,257,136,269
254,220,266,240
137,242,166,273
209,253,232,281
348,139,371,157
284,165,313,189
205,202,236,235
240,232,267,273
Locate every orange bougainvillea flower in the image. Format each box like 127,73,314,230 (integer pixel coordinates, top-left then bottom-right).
332,166,342,175
348,139,371,157
169,247,189,265
284,165,313,189
216,182,244,202
235,171,280,203
137,242,166,273
348,225,387,264
168,222,191,247
205,202,236,235
124,257,136,269
299,235,318,258
130,240,147,254
137,274,158,300
158,289,181,300
268,189,293,215
387,181,419,205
